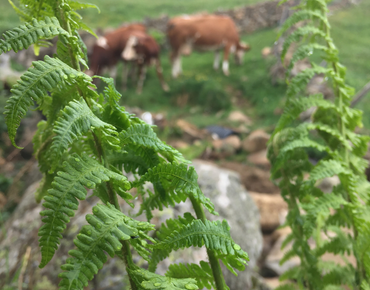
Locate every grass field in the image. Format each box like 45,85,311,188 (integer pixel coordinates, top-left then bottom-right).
1,0,370,130
0,0,266,31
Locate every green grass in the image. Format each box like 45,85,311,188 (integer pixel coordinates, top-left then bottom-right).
0,0,266,31
1,0,370,131
329,1,370,129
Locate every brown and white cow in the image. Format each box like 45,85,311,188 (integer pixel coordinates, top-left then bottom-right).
88,24,168,93
122,30,169,94
88,24,145,81
167,15,251,78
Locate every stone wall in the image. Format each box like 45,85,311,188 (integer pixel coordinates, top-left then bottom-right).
140,0,357,34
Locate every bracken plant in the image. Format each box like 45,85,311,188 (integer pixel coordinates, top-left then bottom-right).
268,0,370,289
0,1,249,289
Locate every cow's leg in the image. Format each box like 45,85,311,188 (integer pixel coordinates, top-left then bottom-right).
136,64,146,94
155,59,169,92
222,45,231,76
122,61,129,91
171,52,182,78
108,65,118,83
213,51,220,70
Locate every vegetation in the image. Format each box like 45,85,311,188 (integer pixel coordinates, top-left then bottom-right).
1,1,249,290
268,0,370,289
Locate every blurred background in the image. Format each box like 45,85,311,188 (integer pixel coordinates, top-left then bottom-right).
0,0,369,289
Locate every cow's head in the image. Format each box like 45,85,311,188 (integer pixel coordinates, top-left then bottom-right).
122,36,139,61
235,42,251,65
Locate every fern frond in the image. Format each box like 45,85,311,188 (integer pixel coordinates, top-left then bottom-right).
275,93,337,132
4,56,92,148
289,43,328,69
309,160,350,182
120,124,189,164
282,26,327,61
166,262,215,290
49,98,119,172
133,163,217,215
315,230,352,257
58,203,155,290
38,153,130,268
0,16,68,53
275,284,299,290
68,1,100,13
149,213,195,271
287,66,330,97
152,219,248,272
278,10,327,39
128,267,199,290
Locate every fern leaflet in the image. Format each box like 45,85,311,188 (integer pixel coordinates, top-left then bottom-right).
38,153,130,268
4,56,92,148
58,203,155,290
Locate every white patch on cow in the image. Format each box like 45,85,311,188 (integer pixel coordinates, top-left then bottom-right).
213,51,220,70
172,56,182,78
230,45,236,54
122,36,138,60
222,60,229,75
96,37,109,49
195,32,201,39
216,172,231,208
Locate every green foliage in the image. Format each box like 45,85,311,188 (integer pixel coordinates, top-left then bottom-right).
166,262,214,289
268,0,370,288
58,203,154,290
1,1,247,290
170,76,231,113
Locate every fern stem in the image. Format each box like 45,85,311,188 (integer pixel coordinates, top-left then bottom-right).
189,195,226,290
54,4,137,289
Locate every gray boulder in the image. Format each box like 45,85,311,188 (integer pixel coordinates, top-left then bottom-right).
0,160,263,289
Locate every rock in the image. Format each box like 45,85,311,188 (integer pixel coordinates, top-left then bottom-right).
0,161,263,289
317,176,341,193
220,162,280,194
228,111,252,125
263,227,300,276
261,47,272,58
211,135,241,159
191,160,263,289
249,192,288,233
168,140,189,149
243,130,271,153
248,149,271,169
176,119,208,142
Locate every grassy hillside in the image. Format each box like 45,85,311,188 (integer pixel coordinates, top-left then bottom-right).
1,0,369,131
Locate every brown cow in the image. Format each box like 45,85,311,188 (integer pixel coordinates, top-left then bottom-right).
122,31,169,94
167,14,251,78
87,24,145,84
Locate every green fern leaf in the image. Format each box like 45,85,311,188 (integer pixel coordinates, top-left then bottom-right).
58,203,155,290
275,94,337,132
282,26,327,61
289,43,328,70
128,267,199,290
0,16,68,53
38,153,130,268
152,219,248,271
133,163,217,215
120,124,189,164
166,262,215,290
4,56,92,148
287,65,330,97
49,98,119,172
309,160,350,182
149,213,195,271
68,1,100,13
278,10,328,39
275,284,299,290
